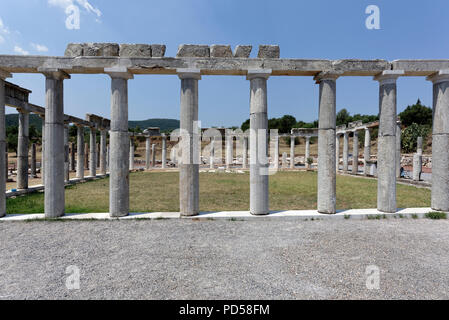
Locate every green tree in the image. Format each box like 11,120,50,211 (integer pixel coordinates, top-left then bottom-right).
401,123,430,153
399,99,432,127
336,109,351,126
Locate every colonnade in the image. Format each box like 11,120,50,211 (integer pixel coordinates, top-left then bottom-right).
1,50,449,218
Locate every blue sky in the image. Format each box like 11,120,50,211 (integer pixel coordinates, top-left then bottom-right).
1,0,448,127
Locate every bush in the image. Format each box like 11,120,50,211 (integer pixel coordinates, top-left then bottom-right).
425,212,447,220
401,123,430,153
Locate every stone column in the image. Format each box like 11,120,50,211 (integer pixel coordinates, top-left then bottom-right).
97,143,100,168
374,70,403,213
151,143,156,168
70,142,75,172
364,128,371,175
248,69,271,216
161,134,167,169
305,136,311,168
413,154,422,181
209,138,215,169
343,132,349,172
99,129,107,175
30,143,37,178
178,69,201,216
106,145,110,172
40,115,45,185
145,136,151,170
417,136,423,155
106,68,132,217
314,72,338,214
427,70,449,212
41,69,70,218
396,122,402,178
290,135,295,169
226,134,233,170
129,139,134,170
64,124,69,183
89,127,96,177
0,70,11,217
352,130,359,174
242,136,248,169
273,135,279,169
76,125,84,179
17,110,29,190
335,134,340,171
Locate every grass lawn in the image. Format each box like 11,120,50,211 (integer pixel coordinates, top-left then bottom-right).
6,171,430,214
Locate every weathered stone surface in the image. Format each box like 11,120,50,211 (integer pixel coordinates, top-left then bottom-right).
151,44,166,57
82,43,119,57
177,45,210,58
233,45,252,58
64,43,83,57
210,45,232,58
257,45,280,59
119,44,152,57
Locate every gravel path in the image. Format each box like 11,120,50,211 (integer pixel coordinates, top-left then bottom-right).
0,219,448,299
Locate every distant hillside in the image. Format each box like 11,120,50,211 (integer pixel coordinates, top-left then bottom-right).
128,118,179,132
6,115,180,133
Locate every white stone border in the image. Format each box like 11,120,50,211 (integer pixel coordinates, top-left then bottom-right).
0,208,440,222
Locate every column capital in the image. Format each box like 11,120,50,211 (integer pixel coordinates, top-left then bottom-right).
0,68,12,80
373,70,404,84
104,67,134,80
314,71,342,83
38,68,71,80
246,69,271,80
426,70,449,84
177,68,201,80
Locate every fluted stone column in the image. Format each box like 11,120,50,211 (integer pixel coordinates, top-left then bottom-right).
335,134,340,171
151,144,156,168
226,134,233,170
364,128,371,175
64,124,69,183
161,134,167,169
396,122,402,178
305,136,311,168
145,137,151,170
290,135,295,169
352,130,359,174
30,143,37,178
41,69,70,218
343,132,349,172
106,68,132,217
242,136,248,169
129,140,134,170
248,70,271,216
70,142,75,172
374,70,403,213
89,127,96,177
76,125,84,179
17,110,29,190
40,115,45,185
315,72,338,214
99,129,107,175
427,70,449,212
178,69,201,216
0,70,11,217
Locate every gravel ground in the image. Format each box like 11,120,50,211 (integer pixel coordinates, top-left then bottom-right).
0,218,448,300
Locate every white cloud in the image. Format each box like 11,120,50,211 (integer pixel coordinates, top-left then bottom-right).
31,43,49,52
14,46,29,55
0,17,10,34
48,0,102,17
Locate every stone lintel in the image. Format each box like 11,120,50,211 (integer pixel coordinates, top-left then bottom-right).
374,70,404,84
246,69,272,80
37,67,71,80
104,66,133,79
0,68,12,79
177,68,201,80
426,69,449,84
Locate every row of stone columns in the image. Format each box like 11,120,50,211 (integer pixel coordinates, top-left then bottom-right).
288,136,311,169
144,135,168,169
